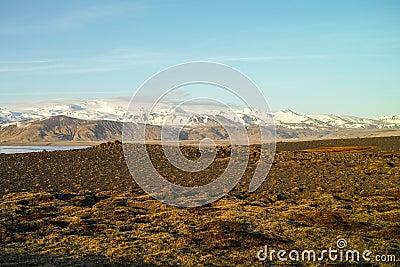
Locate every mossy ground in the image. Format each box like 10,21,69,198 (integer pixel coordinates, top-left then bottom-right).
0,137,399,266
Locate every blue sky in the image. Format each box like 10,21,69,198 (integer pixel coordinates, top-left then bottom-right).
0,0,399,117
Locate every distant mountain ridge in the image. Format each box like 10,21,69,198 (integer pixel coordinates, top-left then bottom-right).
0,98,399,143
1,98,399,128
1,115,399,144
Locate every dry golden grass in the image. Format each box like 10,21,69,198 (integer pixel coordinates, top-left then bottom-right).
302,145,375,152
0,138,399,266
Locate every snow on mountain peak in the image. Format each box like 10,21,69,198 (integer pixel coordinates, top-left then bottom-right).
378,115,400,124
0,98,399,130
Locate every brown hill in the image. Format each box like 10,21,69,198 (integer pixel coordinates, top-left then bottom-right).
0,116,122,143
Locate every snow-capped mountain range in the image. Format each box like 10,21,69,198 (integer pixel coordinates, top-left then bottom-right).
0,98,399,130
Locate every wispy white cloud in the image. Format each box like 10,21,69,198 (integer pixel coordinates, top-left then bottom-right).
0,64,62,73
0,58,64,72
0,50,331,74
0,53,331,74
64,48,172,74
47,3,146,31
0,60,54,64
0,48,172,74
0,2,147,34
206,55,328,63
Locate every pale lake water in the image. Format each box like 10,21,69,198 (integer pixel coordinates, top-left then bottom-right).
0,146,90,154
